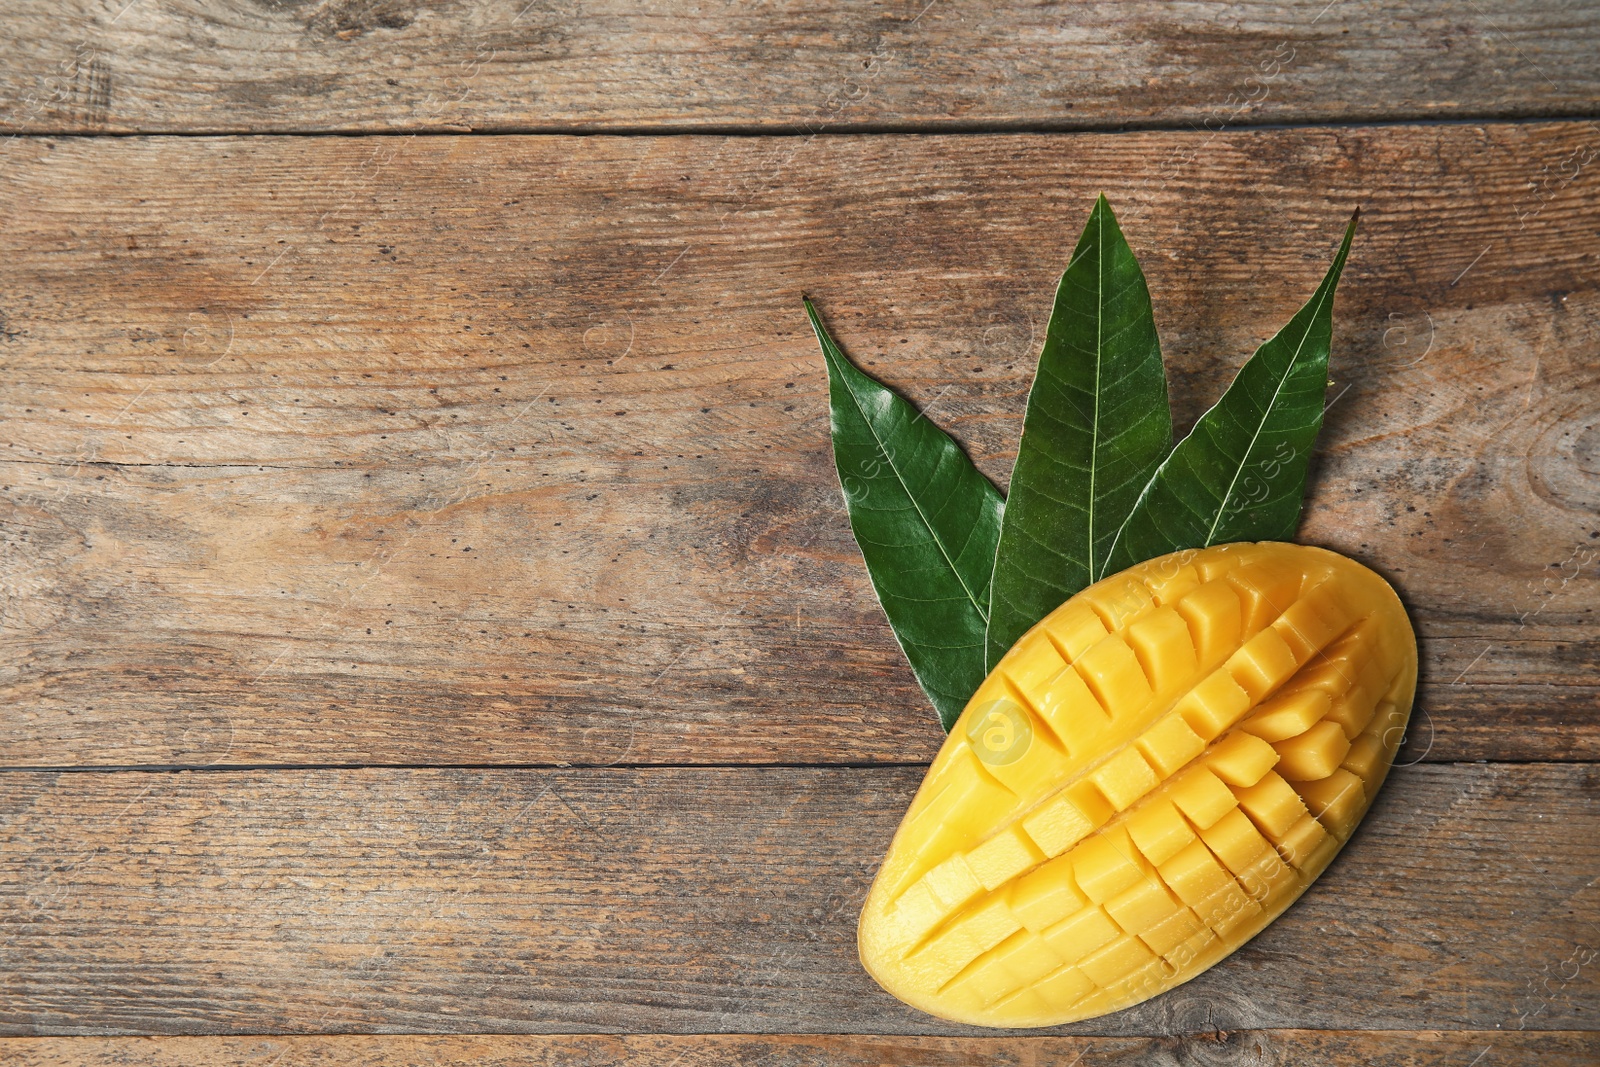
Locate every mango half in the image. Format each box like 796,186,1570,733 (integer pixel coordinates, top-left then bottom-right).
859,542,1417,1026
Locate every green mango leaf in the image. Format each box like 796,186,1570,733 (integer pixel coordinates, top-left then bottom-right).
1102,211,1359,573
985,194,1173,669
807,298,1005,731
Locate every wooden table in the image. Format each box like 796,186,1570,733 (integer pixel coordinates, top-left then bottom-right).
2,3,1597,1063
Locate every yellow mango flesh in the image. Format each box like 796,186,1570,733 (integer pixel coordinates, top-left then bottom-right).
858,542,1417,1026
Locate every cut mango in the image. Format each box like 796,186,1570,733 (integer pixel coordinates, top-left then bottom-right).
1273,720,1352,781
1125,800,1195,866
1206,731,1280,787
858,542,1417,1027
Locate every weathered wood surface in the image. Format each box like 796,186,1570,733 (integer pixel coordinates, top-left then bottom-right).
5,1030,1598,1067
2,122,1596,768
0,763,1594,1035
4,2,1600,136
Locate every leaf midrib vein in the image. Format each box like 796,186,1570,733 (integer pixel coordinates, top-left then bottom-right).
1204,274,1340,546
1088,205,1104,582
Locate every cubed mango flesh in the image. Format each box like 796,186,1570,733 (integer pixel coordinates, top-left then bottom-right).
858,542,1418,1027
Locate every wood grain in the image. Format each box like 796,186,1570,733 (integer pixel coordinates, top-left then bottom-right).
4,2,1600,135
5,1030,1598,1066
0,763,1594,1035
1,122,1596,768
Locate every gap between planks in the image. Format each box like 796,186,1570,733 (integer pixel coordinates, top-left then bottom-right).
0,1030,1596,1067
0,758,1587,774
8,111,1600,142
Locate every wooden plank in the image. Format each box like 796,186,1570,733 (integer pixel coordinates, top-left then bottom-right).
0,123,1596,768
0,763,1594,1034
4,2,1600,134
4,1030,1597,1066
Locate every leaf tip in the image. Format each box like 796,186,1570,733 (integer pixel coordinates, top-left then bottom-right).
803,295,828,338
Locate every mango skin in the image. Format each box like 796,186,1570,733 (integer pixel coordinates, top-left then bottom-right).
858,542,1417,1027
